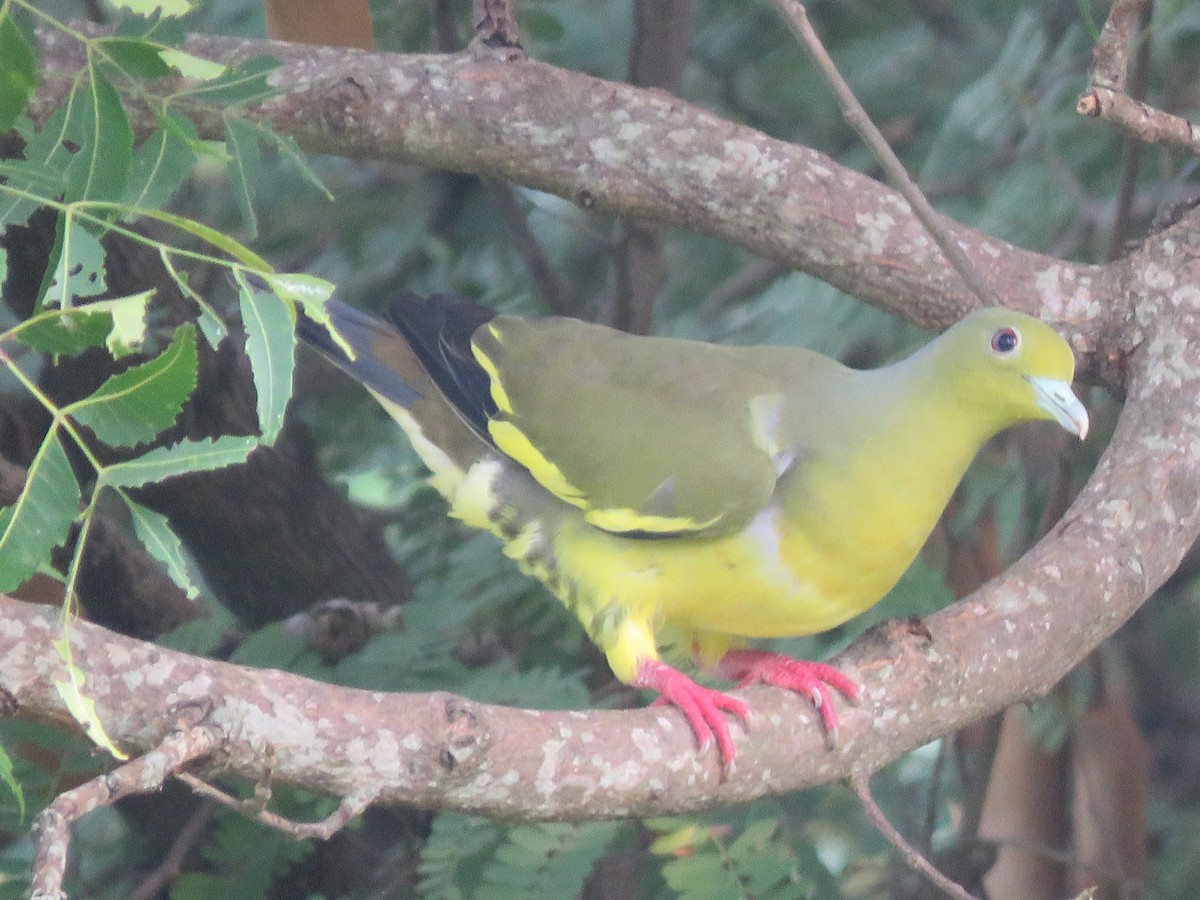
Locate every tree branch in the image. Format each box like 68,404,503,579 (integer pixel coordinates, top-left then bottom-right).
16,14,1200,836
31,721,222,899
4,199,1200,815
31,28,1119,384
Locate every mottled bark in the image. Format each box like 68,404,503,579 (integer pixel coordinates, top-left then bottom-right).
10,25,1200,822
31,29,1121,386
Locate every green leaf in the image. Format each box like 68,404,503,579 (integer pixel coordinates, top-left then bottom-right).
107,0,196,17
124,498,201,599
158,48,226,80
104,289,153,357
0,433,81,593
122,110,200,210
65,324,198,448
177,56,279,107
159,252,227,347
52,635,127,760
418,813,505,900
96,37,173,80
224,116,262,237
133,208,272,270
256,128,334,200
238,281,295,445
0,104,70,229
0,742,24,823
64,68,133,205
14,308,115,356
261,272,335,310
480,822,619,899
46,218,108,307
100,436,257,489
0,11,38,131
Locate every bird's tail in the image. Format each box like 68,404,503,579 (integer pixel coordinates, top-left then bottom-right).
297,298,489,488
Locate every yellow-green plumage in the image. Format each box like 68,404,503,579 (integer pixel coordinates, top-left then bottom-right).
299,296,1087,764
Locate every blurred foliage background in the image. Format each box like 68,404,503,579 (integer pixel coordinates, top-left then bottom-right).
3,0,1200,897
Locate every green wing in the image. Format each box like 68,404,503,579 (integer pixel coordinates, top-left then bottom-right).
472,316,793,537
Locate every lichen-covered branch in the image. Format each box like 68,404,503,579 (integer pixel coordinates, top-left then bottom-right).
1078,0,1200,155
31,27,1118,384
4,197,1200,816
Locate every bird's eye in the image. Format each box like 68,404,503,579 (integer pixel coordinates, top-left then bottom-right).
991,327,1019,354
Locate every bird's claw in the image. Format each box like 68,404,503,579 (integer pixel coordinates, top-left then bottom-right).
722,650,859,748
636,659,748,769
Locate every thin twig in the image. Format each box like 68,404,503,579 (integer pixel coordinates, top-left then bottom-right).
850,770,980,900
770,0,1002,309
176,773,376,841
1080,0,1200,155
128,802,219,900
1106,0,1153,260
482,180,576,316
1091,0,1150,91
698,258,788,317
30,724,221,900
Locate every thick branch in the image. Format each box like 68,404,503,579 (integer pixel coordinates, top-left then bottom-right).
32,28,1118,382
3,201,1199,816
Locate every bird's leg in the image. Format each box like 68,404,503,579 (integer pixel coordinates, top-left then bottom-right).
717,649,859,748
635,659,750,765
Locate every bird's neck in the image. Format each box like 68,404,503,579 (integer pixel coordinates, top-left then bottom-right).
839,351,1007,558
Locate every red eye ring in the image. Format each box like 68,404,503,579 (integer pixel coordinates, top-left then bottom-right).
991,327,1019,354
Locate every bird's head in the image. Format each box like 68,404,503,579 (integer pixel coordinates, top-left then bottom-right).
935,307,1089,440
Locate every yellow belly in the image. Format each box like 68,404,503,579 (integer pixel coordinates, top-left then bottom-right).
549,504,911,642
453,445,956,685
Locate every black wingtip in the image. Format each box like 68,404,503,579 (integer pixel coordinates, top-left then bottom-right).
384,291,499,439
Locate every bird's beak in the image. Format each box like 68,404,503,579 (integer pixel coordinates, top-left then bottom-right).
1028,376,1089,440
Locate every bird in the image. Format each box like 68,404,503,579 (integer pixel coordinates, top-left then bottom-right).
297,293,1088,767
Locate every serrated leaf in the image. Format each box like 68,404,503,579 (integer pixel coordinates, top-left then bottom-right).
261,272,335,309
96,36,173,80
0,742,24,823
158,250,227,347
99,436,257,488
122,110,200,210
15,308,114,356
0,104,70,229
0,12,38,131
239,283,295,445
260,272,342,352
51,635,127,760
158,48,226,80
65,324,198,447
224,116,261,237
47,218,108,307
0,433,81,592
105,289,153,356
124,499,200,599
135,208,272,270
107,0,196,18
178,56,279,106
257,128,334,200
64,68,133,205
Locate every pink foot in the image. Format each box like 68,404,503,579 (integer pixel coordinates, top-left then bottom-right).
718,649,859,747
636,659,750,765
